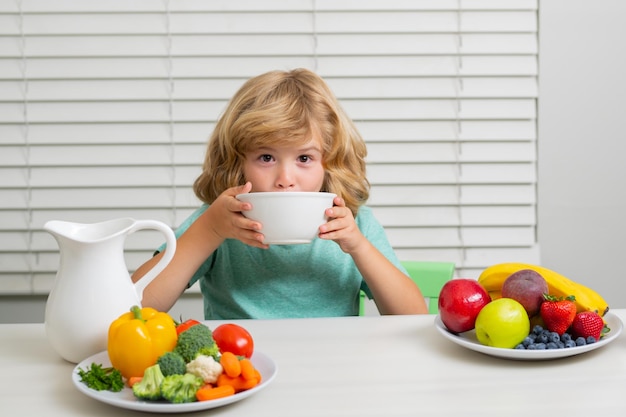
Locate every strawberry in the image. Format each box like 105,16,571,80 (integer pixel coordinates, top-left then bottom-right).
539,294,577,335
571,311,607,340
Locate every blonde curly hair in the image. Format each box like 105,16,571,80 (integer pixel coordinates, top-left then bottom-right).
193,68,369,216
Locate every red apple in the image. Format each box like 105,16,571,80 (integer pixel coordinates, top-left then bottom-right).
438,278,491,333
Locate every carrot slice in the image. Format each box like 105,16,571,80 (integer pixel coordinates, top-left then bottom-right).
220,351,242,378
127,376,142,388
196,385,235,401
239,358,256,380
217,373,259,392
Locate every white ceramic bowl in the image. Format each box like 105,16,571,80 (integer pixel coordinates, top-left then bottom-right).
236,192,336,244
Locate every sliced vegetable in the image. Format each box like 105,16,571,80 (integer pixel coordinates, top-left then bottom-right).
239,358,257,381
196,384,236,401
219,351,242,378
127,376,143,388
216,373,259,392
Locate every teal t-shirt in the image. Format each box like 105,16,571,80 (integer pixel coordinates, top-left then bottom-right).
167,204,405,319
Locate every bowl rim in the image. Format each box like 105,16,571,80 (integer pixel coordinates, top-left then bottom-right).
236,191,336,199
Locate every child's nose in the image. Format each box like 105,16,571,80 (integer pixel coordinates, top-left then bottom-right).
275,165,295,189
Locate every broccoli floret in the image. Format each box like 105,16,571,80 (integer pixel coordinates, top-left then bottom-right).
157,351,186,376
174,323,218,363
196,344,220,361
132,364,165,401
160,373,204,403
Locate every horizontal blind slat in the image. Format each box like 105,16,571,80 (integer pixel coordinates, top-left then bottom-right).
0,99,537,123
0,120,535,144
1,11,537,35
0,56,537,79
2,34,536,58
372,206,535,227
368,184,535,205
2,0,539,13
0,77,538,101
368,163,535,185
366,142,535,163
0,123,214,144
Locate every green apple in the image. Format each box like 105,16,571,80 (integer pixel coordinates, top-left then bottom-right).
474,298,530,348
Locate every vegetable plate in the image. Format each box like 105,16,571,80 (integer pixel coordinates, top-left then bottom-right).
72,350,277,413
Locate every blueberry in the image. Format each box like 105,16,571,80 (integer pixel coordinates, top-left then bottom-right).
564,340,577,348
527,344,537,350
532,325,544,335
522,336,533,347
515,344,526,349
537,333,548,344
546,342,559,349
561,333,572,342
548,332,560,343
534,343,547,350
575,337,586,346
556,341,565,349
586,336,596,344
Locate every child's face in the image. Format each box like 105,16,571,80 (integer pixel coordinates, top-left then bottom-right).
243,136,325,193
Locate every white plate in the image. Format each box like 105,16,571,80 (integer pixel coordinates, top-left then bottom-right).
434,312,623,360
72,350,277,413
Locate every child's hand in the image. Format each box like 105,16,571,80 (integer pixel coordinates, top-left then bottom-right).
318,196,368,254
205,182,269,249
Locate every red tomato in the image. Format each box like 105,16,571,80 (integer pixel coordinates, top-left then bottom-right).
212,323,254,358
176,319,201,335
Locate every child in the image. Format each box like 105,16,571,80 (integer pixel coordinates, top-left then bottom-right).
132,68,427,318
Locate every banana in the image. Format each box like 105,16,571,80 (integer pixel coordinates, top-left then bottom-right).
488,290,502,300
477,263,609,316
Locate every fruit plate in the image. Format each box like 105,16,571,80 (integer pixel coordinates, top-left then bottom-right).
434,312,623,361
72,350,277,413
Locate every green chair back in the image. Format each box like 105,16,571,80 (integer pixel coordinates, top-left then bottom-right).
359,261,455,315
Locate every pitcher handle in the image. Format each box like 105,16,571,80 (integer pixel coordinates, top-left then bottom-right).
129,220,177,303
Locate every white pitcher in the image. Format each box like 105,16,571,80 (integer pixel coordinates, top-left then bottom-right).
43,218,177,363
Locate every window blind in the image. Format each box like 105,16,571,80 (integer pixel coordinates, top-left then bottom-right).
0,0,539,295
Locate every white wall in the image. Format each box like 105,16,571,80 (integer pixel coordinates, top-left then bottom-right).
538,0,626,309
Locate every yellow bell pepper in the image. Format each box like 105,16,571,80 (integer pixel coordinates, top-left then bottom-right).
107,305,177,380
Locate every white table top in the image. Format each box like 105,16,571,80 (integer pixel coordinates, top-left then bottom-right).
2,311,626,416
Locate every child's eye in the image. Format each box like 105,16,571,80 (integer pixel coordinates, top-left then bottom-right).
259,154,273,163
298,155,311,163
